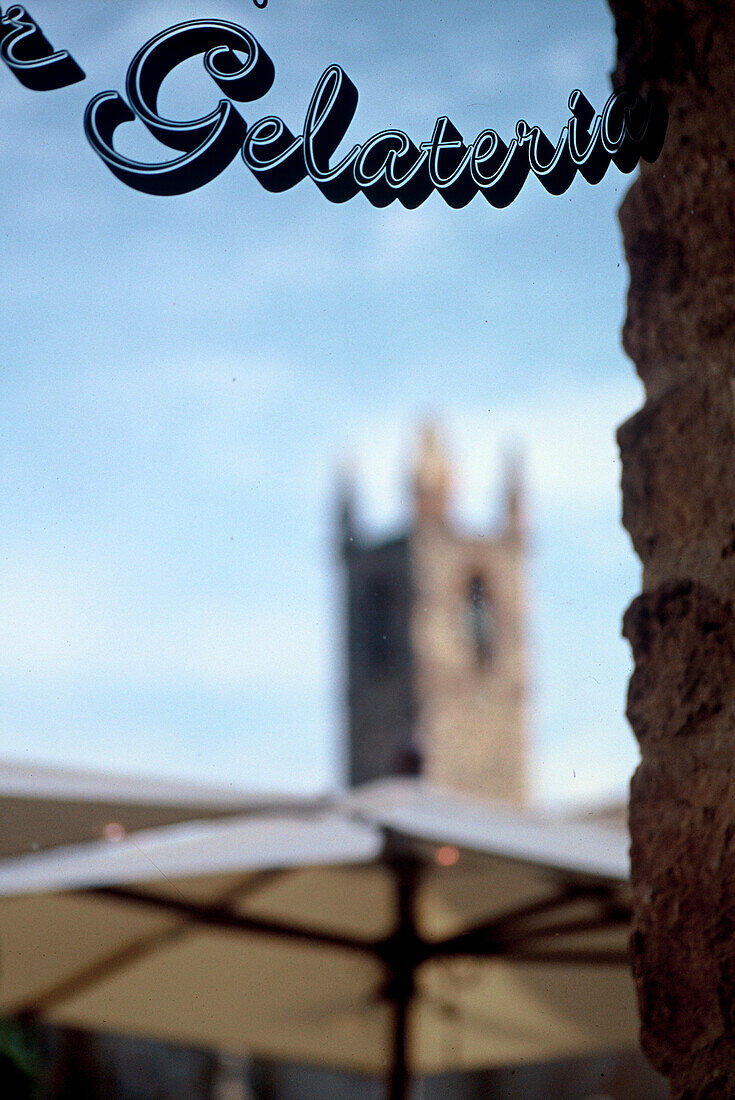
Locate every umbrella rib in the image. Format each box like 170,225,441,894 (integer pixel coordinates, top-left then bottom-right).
10,876,278,1020
433,883,621,956
425,946,631,966
497,904,631,944
87,885,381,958
215,868,291,907
484,882,616,931
439,905,631,957
506,947,631,966
14,924,189,1020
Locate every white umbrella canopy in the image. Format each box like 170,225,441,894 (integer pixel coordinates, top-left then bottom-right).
0,779,636,1098
0,758,312,859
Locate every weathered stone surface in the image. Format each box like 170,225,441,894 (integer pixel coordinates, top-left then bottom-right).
618,382,735,564
613,1,735,395
623,581,735,746
629,764,735,1069
611,0,735,1095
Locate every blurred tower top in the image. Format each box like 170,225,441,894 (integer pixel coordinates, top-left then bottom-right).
336,463,357,553
412,422,452,528
502,450,525,543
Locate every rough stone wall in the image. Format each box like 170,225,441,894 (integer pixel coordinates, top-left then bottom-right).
611,2,735,1095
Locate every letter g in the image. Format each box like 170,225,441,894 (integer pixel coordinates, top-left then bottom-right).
84,20,274,196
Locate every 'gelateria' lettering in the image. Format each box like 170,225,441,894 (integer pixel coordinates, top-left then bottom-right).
0,11,668,210
0,16,633,207
79,19,669,207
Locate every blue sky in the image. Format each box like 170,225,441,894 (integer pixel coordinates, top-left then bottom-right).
0,0,643,807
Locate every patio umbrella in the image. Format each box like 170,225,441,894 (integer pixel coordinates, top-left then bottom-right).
0,759,312,858
0,778,636,1100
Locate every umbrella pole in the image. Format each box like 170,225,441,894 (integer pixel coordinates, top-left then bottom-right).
386,840,419,1100
388,987,410,1100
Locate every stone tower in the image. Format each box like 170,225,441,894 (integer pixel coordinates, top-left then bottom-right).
340,425,528,807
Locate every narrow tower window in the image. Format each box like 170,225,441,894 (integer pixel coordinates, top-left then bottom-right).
467,573,494,665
